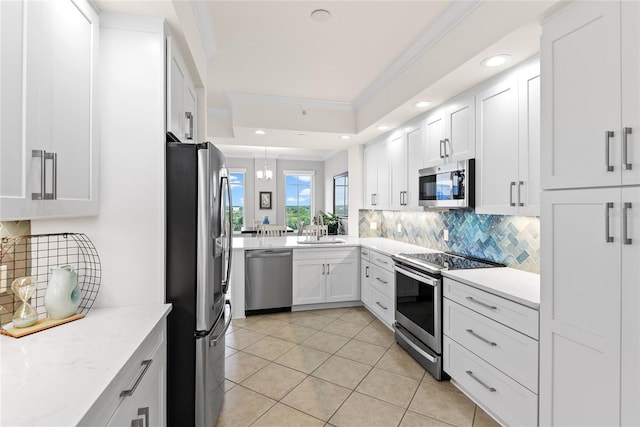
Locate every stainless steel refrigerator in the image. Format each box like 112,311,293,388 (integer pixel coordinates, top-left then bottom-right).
165,139,232,426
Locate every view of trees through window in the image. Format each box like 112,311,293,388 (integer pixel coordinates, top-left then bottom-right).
229,172,244,231
285,174,313,229
333,172,348,217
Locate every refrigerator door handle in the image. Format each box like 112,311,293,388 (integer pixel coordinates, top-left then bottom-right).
221,175,233,294
209,301,232,347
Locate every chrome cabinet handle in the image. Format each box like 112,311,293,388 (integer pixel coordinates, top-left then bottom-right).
32,150,46,200
185,111,194,140
465,370,496,392
439,139,445,159
623,202,632,245
605,202,614,243
131,419,143,427
623,127,633,170
51,152,57,200
32,150,57,200
376,277,388,285
120,360,153,397
131,407,149,427
509,182,516,207
362,250,368,256
605,130,615,172
517,181,524,207
327,264,330,275
443,138,450,158
365,266,370,278
376,301,388,310
322,264,325,275
465,296,497,310
465,329,497,347
376,258,389,265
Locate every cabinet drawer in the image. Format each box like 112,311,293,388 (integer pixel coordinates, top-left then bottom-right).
370,286,394,325
444,336,538,427
370,251,393,272
443,278,539,339
361,247,371,262
293,247,358,261
370,264,394,299
444,299,539,393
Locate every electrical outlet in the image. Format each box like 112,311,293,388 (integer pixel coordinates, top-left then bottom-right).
397,223,402,233
443,230,449,241
0,265,7,294
370,221,377,230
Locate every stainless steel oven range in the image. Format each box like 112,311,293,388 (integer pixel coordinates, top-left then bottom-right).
392,252,503,380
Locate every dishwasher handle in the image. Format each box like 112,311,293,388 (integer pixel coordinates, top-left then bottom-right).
246,250,292,258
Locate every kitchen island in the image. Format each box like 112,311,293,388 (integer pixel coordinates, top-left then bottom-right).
0,304,172,426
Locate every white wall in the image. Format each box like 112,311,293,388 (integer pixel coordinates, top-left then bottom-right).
254,158,277,224
348,145,364,236
31,16,167,308
323,151,348,214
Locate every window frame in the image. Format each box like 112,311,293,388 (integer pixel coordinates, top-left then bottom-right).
283,170,315,229
228,168,246,232
333,172,348,218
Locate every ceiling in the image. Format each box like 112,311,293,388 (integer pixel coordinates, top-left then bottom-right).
94,1,562,161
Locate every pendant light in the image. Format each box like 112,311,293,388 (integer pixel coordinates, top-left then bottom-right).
256,147,273,181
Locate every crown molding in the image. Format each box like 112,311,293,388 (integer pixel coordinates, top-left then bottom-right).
226,92,353,112
353,1,481,109
191,1,217,58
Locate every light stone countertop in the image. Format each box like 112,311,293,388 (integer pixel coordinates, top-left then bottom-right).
0,304,172,426
443,267,540,309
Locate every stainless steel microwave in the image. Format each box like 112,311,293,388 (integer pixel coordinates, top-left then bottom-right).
418,159,474,208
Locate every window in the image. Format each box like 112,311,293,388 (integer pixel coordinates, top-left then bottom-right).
333,172,348,217
229,170,245,231
284,171,314,229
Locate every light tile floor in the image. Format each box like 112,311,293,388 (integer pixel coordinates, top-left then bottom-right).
218,307,500,427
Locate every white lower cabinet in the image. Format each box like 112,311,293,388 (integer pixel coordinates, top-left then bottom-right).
293,248,358,306
360,249,372,307
81,320,167,426
361,249,395,327
443,278,538,426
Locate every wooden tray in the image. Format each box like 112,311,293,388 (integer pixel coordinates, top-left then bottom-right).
1,314,84,338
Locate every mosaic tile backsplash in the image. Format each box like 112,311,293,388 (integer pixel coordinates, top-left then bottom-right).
0,221,31,324
359,210,540,274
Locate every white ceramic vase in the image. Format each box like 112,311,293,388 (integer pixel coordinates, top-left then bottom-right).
44,265,80,320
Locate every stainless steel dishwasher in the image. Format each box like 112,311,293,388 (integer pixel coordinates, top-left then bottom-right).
245,249,293,312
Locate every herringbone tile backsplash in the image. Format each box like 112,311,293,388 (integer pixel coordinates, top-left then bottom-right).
359,210,540,273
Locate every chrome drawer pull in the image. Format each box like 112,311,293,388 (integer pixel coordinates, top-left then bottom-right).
465,296,497,310
623,202,632,245
605,202,614,243
466,370,496,392
509,182,516,207
376,301,388,310
465,329,497,347
623,127,633,170
605,130,615,172
376,277,388,285
376,258,389,265
120,359,153,397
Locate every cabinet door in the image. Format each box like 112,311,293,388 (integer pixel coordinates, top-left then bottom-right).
621,1,640,186
621,186,640,425
360,259,371,307
540,188,621,426
184,82,197,142
475,76,519,215
446,95,475,162
0,0,29,220
364,145,377,209
388,134,407,209
541,1,621,189
423,109,446,168
292,259,325,305
167,37,188,141
518,62,541,216
405,127,423,206
375,141,390,209
325,256,358,303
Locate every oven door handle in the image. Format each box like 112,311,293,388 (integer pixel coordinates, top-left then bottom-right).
394,264,440,287
395,326,437,363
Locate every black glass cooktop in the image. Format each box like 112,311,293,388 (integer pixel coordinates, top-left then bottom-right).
393,252,503,274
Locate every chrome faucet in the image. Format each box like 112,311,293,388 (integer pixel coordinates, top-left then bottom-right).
316,212,324,240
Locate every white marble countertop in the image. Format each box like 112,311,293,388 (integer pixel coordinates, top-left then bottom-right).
232,235,437,256
443,267,540,309
0,304,172,426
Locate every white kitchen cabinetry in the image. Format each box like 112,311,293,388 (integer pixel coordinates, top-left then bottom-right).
542,1,640,189
423,95,475,169
0,0,99,221
405,127,424,206
443,278,539,426
293,248,359,306
82,320,167,426
476,59,540,216
541,2,640,425
389,134,407,209
364,141,389,209
360,248,372,307
366,250,395,328
166,37,197,143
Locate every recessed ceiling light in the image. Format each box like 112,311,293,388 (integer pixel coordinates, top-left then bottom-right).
254,129,266,135
298,133,305,137
377,125,389,131
340,135,350,140
310,9,331,22
481,54,511,67
415,101,430,108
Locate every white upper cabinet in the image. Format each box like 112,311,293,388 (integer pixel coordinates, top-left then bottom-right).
476,59,540,216
166,37,197,143
423,95,475,169
388,134,407,209
621,1,640,186
541,1,634,189
364,141,389,209
405,127,424,206
0,0,99,221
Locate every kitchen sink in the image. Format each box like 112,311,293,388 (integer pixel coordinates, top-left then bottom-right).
297,237,347,244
